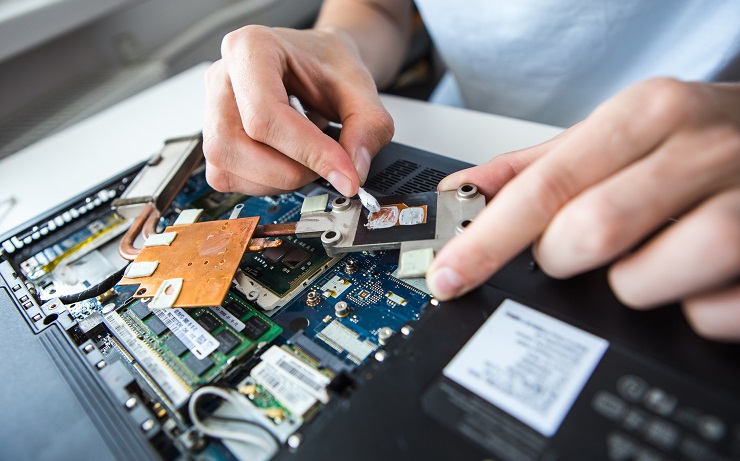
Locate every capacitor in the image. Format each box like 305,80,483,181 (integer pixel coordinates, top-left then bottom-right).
344,258,358,274
378,326,393,345
334,301,349,317
306,290,320,306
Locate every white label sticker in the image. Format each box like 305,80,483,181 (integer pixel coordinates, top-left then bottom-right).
105,312,191,406
261,346,330,403
251,361,317,416
154,308,219,360
211,305,245,332
443,299,608,437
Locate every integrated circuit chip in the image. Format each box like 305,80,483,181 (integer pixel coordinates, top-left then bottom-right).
282,247,310,269
244,316,270,340
165,335,188,357
183,354,215,376
215,330,240,354
237,234,339,311
262,242,292,264
129,301,152,320
196,312,221,333
146,315,169,336
223,299,248,319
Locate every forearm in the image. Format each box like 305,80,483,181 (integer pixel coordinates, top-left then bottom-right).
315,0,412,88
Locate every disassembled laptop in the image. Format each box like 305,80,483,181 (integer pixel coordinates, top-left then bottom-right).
0,134,483,459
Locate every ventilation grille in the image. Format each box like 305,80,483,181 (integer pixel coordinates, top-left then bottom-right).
396,167,447,194
365,159,420,193
365,159,448,194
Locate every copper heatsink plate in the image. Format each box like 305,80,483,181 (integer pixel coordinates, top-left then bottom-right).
119,217,259,307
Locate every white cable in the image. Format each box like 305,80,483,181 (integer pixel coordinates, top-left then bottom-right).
188,386,279,456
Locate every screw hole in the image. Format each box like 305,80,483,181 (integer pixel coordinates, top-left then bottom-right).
43,314,58,325
461,220,471,228
137,288,147,296
461,184,474,193
325,231,337,239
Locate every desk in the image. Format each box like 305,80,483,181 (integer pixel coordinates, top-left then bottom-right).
0,63,561,236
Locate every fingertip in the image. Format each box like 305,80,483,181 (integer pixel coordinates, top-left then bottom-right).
327,171,358,197
353,146,372,184
682,286,740,342
437,171,466,191
607,258,670,310
426,266,465,301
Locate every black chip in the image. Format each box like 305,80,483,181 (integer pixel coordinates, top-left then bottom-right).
183,354,214,376
196,313,220,333
146,315,168,336
129,302,152,319
165,335,188,357
262,242,293,264
243,315,270,340
282,247,310,269
215,330,240,354
223,299,248,320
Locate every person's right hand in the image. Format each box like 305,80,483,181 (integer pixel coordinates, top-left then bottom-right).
203,26,394,197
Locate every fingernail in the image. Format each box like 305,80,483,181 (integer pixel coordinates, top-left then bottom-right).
437,173,460,191
353,146,372,184
327,171,354,197
426,266,464,301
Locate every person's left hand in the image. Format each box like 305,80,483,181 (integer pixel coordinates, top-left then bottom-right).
426,78,740,341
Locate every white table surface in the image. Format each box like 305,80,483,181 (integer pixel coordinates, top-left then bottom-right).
0,63,562,236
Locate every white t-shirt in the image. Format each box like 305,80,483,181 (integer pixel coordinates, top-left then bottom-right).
415,0,740,127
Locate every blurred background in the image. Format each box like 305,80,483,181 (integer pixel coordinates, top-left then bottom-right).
0,0,441,161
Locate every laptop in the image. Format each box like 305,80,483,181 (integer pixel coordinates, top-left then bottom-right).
1,135,738,461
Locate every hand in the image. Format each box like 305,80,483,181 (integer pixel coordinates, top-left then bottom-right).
428,78,740,341
202,26,394,197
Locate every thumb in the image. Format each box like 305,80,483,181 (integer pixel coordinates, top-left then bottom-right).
437,123,579,197
427,127,575,301
437,138,558,198
336,93,395,187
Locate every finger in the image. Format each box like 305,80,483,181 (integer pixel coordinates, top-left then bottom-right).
536,124,740,278
204,161,293,196
203,61,317,191
436,125,580,197
426,79,686,300
333,85,395,184
221,26,359,196
608,187,740,308
682,284,740,342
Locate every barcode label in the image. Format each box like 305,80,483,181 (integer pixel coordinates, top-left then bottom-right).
211,305,245,332
251,361,317,416
105,312,190,406
155,308,219,360
261,346,330,403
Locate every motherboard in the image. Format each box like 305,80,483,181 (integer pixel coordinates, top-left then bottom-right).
0,151,434,460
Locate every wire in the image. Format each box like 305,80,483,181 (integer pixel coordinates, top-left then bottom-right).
188,386,279,456
59,265,128,304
